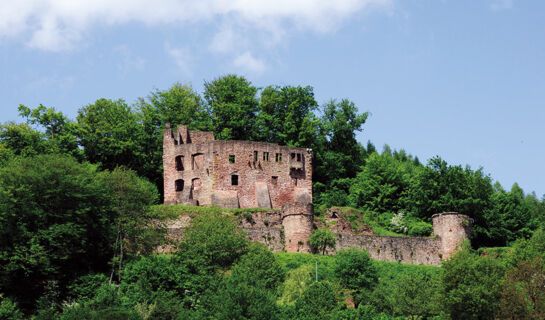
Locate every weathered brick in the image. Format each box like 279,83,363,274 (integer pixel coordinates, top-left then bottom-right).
163,124,313,209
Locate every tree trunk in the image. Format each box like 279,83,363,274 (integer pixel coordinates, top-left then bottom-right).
109,224,121,284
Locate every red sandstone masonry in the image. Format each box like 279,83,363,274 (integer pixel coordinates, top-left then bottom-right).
282,203,314,253
163,125,312,209
432,212,473,260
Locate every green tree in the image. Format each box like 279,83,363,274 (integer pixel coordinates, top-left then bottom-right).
204,75,259,140
172,211,249,308
392,271,441,319
199,244,284,320
348,152,414,214
334,249,378,307
441,243,506,320
407,157,496,246
482,183,536,246
498,258,545,320
140,83,211,131
309,228,336,255
230,243,285,291
77,98,142,171
278,264,313,306
176,211,248,270
295,281,337,320
256,85,320,147
314,99,368,207
98,167,158,284
18,104,82,159
0,122,49,157
0,295,24,320
0,154,115,310
135,83,213,196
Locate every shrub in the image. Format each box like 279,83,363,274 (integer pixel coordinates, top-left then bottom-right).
407,221,433,237
295,281,337,320
309,228,336,255
334,249,378,307
0,296,24,320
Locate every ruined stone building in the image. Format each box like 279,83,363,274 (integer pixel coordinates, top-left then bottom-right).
163,124,312,209
162,125,472,265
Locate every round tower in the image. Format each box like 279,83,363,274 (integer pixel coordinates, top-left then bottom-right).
281,202,314,253
432,212,473,260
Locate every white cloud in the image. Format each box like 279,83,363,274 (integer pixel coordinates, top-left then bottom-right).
233,51,267,74
0,0,391,51
165,43,193,76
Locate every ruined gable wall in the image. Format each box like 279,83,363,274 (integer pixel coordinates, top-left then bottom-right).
164,125,313,209
210,140,312,209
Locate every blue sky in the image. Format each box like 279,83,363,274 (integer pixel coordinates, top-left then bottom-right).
1,0,544,197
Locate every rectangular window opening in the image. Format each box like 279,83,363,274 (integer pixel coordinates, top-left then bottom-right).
254,151,258,161
275,153,282,162
175,156,184,171
297,153,301,162
291,152,295,160
231,175,239,186
272,176,278,185
229,155,235,164
263,152,269,161
175,179,184,191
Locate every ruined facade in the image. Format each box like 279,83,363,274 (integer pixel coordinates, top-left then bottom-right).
163,124,312,209
162,125,473,265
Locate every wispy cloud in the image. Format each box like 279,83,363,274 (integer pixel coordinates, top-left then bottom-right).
233,51,267,74
165,43,193,76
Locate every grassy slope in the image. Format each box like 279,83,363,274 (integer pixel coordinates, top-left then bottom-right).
149,204,278,220
274,252,440,283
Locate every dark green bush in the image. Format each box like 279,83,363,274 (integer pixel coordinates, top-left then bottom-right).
407,221,433,237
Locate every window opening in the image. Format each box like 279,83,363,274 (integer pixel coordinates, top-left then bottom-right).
192,153,204,170
272,176,278,185
175,155,184,171
291,153,295,160
231,175,239,186
275,153,282,162
297,153,301,162
263,152,269,161
229,155,235,164
254,151,258,161
175,179,184,191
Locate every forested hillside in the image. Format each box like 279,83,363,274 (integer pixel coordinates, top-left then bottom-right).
1,75,544,319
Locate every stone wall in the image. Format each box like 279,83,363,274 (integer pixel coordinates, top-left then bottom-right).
156,207,471,266
432,212,473,260
163,125,313,209
334,234,443,265
243,227,284,252
282,203,314,253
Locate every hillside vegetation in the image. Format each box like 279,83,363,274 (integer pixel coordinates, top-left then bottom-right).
1,75,544,318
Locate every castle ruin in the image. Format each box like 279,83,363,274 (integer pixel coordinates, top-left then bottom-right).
163,124,312,209
162,125,472,265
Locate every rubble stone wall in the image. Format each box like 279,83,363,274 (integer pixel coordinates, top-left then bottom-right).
334,234,443,265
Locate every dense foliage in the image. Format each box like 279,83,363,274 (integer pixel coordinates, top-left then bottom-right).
1,74,544,318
